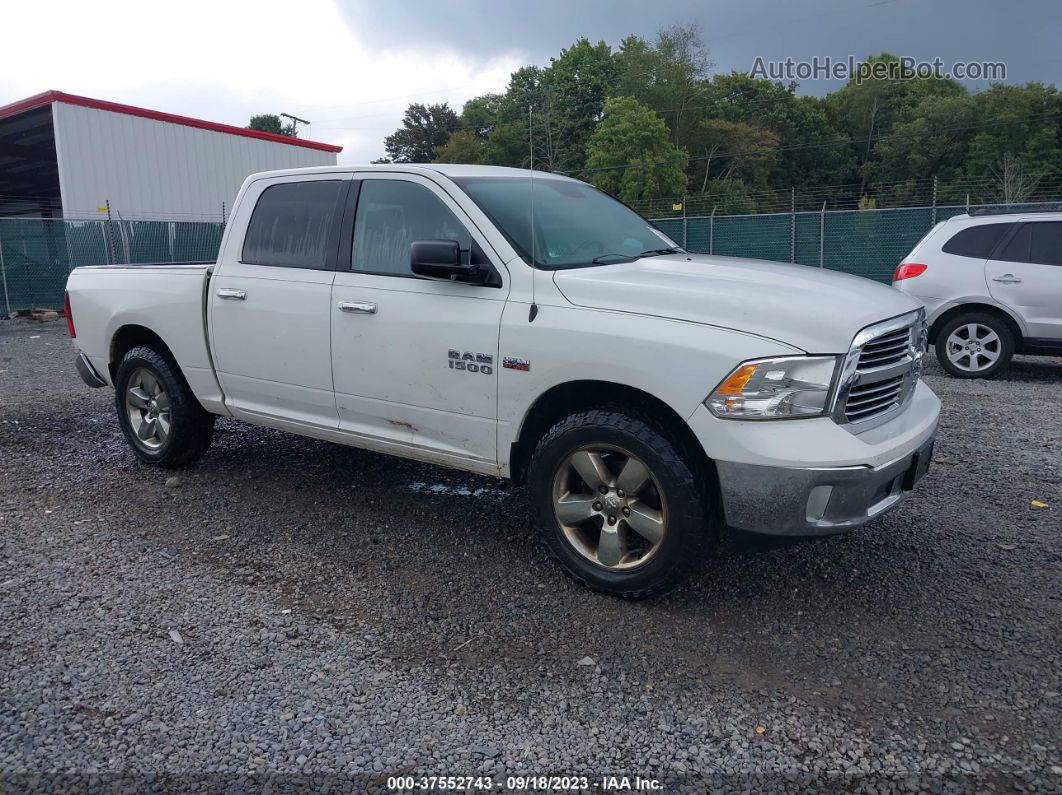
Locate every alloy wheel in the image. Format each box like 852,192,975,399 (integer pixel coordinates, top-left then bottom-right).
945,323,1001,373
125,367,171,450
551,444,667,571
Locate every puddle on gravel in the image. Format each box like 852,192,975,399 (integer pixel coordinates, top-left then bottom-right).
408,481,508,499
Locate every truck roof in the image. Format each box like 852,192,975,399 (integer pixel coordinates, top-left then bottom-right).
245,163,583,182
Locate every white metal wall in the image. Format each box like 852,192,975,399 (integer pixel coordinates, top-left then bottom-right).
51,102,337,221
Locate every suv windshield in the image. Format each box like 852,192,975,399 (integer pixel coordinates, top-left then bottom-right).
453,175,681,270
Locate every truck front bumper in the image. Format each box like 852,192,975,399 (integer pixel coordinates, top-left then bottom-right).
716,435,934,536
689,380,941,537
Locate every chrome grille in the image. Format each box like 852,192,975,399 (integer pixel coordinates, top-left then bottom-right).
857,327,911,370
845,374,904,422
833,310,926,431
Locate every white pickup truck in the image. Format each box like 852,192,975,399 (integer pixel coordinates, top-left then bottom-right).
66,164,940,598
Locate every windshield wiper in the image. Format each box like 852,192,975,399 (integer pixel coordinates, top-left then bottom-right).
590,253,640,264
639,247,685,257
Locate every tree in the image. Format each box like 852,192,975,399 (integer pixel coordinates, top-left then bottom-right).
614,25,712,149
541,38,618,171
866,93,977,202
384,103,461,163
247,114,296,137
433,129,489,164
990,152,1042,203
685,119,778,193
460,94,507,138
703,74,851,197
584,97,687,202
957,83,1062,203
824,53,966,192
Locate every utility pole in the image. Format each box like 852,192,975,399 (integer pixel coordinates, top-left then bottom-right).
280,113,311,138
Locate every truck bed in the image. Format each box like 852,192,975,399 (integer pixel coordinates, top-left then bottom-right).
65,262,228,414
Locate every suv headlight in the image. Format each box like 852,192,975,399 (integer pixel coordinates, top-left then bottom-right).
706,356,840,420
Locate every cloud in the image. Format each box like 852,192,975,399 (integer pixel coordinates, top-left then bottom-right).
1,0,1057,162
0,0,521,162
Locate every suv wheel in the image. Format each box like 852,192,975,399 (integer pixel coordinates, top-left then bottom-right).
935,312,1014,379
527,407,715,599
114,346,215,467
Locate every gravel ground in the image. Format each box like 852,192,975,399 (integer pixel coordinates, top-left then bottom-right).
1,319,1060,793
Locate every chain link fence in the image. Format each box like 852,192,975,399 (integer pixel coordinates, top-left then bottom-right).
0,219,225,312
2,201,1060,313
650,201,1061,284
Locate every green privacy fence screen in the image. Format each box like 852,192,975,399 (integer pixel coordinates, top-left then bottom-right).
0,202,1056,313
649,203,1057,285
0,218,225,313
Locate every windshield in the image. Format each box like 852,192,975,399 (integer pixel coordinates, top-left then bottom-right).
453,176,681,270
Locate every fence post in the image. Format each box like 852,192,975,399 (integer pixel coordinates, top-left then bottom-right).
105,200,116,265
789,186,796,264
931,175,938,226
681,201,687,249
819,201,826,269
709,206,717,255
0,224,10,316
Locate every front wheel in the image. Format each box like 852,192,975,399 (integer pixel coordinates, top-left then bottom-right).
527,407,715,599
935,312,1014,378
114,346,215,467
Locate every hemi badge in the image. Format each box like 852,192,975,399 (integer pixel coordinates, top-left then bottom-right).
503,357,531,372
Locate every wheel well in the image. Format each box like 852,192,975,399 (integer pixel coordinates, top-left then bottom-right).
108,325,174,381
508,380,713,487
929,303,1024,352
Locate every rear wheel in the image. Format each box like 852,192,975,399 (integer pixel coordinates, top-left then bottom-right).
114,346,215,467
528,407,714,599
935,312,1013,378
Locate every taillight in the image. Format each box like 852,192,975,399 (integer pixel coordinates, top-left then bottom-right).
893,263,927,282
64,291,76,338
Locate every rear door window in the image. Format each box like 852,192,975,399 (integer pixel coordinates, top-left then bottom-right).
941,223,1012,258
997,224,1032,263
242,180,344,268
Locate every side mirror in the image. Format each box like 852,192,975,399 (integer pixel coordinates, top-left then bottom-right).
410,240,481,283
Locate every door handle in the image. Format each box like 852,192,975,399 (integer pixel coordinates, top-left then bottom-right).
216,288,247,300
991,274,1022,284
338,300,377,314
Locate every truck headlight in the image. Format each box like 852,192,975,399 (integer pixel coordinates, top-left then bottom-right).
706,356,840,420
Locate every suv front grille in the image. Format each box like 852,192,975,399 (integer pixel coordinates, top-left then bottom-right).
834,311,926,430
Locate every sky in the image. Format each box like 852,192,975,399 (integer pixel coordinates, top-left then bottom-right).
1,0,1059,164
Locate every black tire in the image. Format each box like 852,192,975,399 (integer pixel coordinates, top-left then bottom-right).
114,346,215,467
934,311,1014,379
527,407,715,600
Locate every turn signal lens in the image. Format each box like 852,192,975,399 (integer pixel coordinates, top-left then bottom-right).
893,263,927,282
715,363,758,396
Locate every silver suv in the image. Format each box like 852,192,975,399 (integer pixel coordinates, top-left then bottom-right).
893,211,1062,378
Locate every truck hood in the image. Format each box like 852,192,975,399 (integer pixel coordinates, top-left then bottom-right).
551,253,920,353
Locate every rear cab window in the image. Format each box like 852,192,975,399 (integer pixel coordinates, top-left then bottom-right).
242,180,344,268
